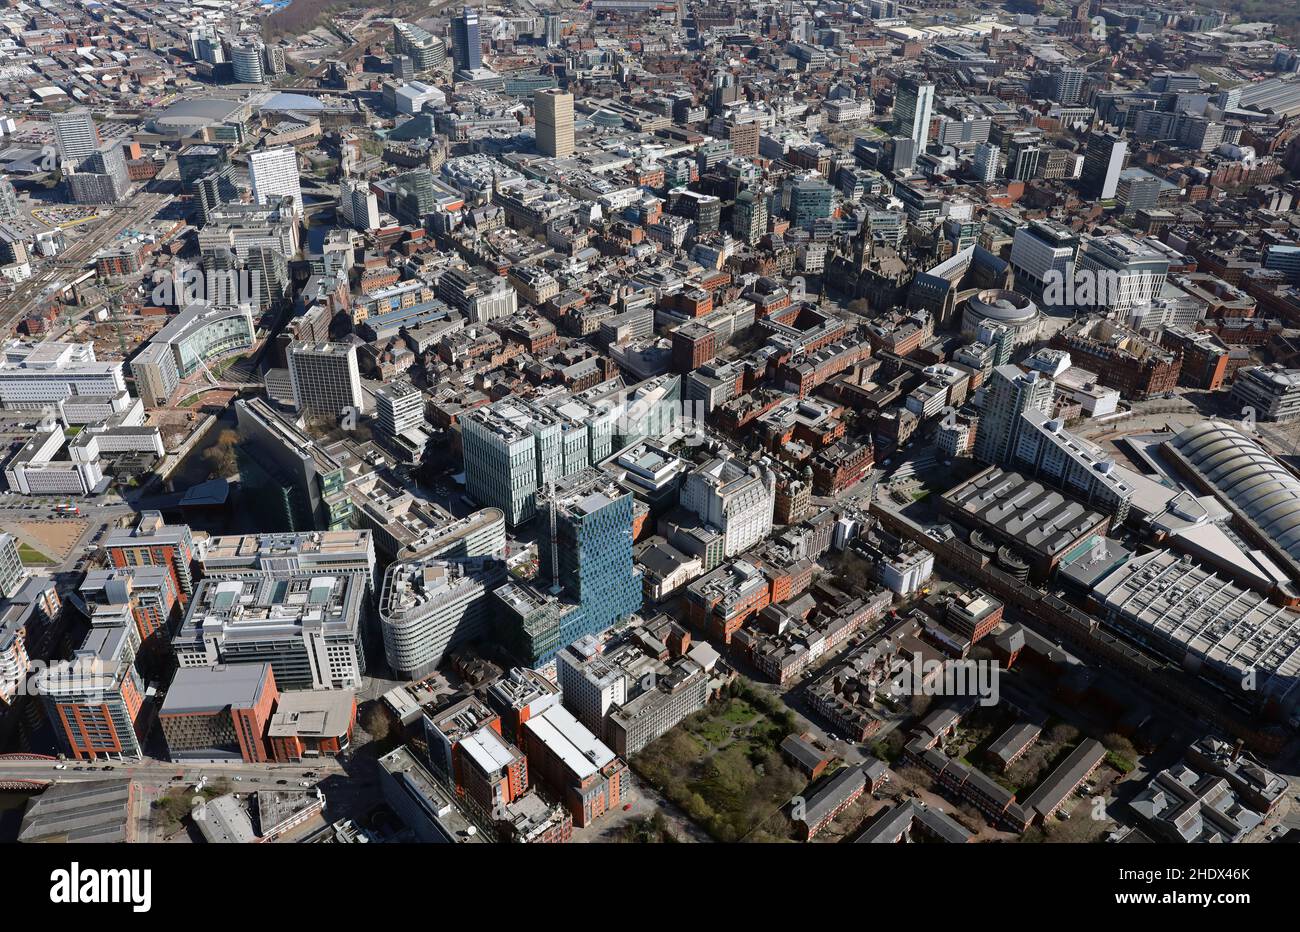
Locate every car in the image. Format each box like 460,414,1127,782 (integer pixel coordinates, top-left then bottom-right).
234,776,243,781
300,781,311,787
53,763,67,770
73,766,84,771
277,779,289,785
101,765,113,771
623,803,632,811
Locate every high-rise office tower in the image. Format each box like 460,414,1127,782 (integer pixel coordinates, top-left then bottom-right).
373,377,425,441
729,119,759,158
1117,170,1161,214
539,472,639,609
392,168,437,224
974,365,1054,466
0,224,27,269
452,6,483,73
788,177,834,230
0,225,28,269
287,340,364,420
885,135,917,173
197,243,288,310
230,41,266,83
178,144,234,193
972,142,1001,181
193,167,240,227
534,88,574,158
0,532,24,599
188,26,226,65
709,71,739,113
1074,233,1170,313
1010,219,1080,304
263,43,287,77
732,189,767,245
52,108,99,162
1051,66,1087,106
893,77,935,148
1006,133,1043,182
491,469,642,665
379,557,505,680
1079,131,1127,200
392,54,416,82
243,245,291,309
248,145,302,215
340,179,381,231
544,12,562,46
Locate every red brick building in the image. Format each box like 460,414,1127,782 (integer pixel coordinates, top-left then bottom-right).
267,690,358,764
811,439,874,495
521,704,625,828
158,663,280,764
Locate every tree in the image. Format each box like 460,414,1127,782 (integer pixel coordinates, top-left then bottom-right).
202,429,240,479
1101,732,1137,760
1048,723,1079,746
361,704,392,743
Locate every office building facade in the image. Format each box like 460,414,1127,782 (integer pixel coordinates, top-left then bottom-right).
535,89,575,158
452,6,483,73
1079,132,1127,200
894,77,935,147
248,145,302,214
287,341,365,420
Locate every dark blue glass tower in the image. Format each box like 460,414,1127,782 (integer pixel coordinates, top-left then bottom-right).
452,6,483,73
494,470,643,666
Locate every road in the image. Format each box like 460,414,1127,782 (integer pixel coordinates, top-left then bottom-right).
0,756,342,785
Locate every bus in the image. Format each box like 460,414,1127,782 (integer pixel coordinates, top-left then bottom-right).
53,504,80,516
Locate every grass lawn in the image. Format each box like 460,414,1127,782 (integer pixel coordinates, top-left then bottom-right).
723,699,758,725
632,681,805,842
17,543,54,566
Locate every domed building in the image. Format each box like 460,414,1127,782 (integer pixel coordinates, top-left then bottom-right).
961,288,1042,348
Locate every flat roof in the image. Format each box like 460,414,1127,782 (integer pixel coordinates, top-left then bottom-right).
267,688,355,739
522,704,614,780
159,663,274,715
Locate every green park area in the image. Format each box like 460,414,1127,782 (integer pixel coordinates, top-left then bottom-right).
631,679,807,842
17,543,53,566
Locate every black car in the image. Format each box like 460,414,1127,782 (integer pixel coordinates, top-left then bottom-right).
276,779,289,785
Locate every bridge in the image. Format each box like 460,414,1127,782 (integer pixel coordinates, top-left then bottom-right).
0,778,49,791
